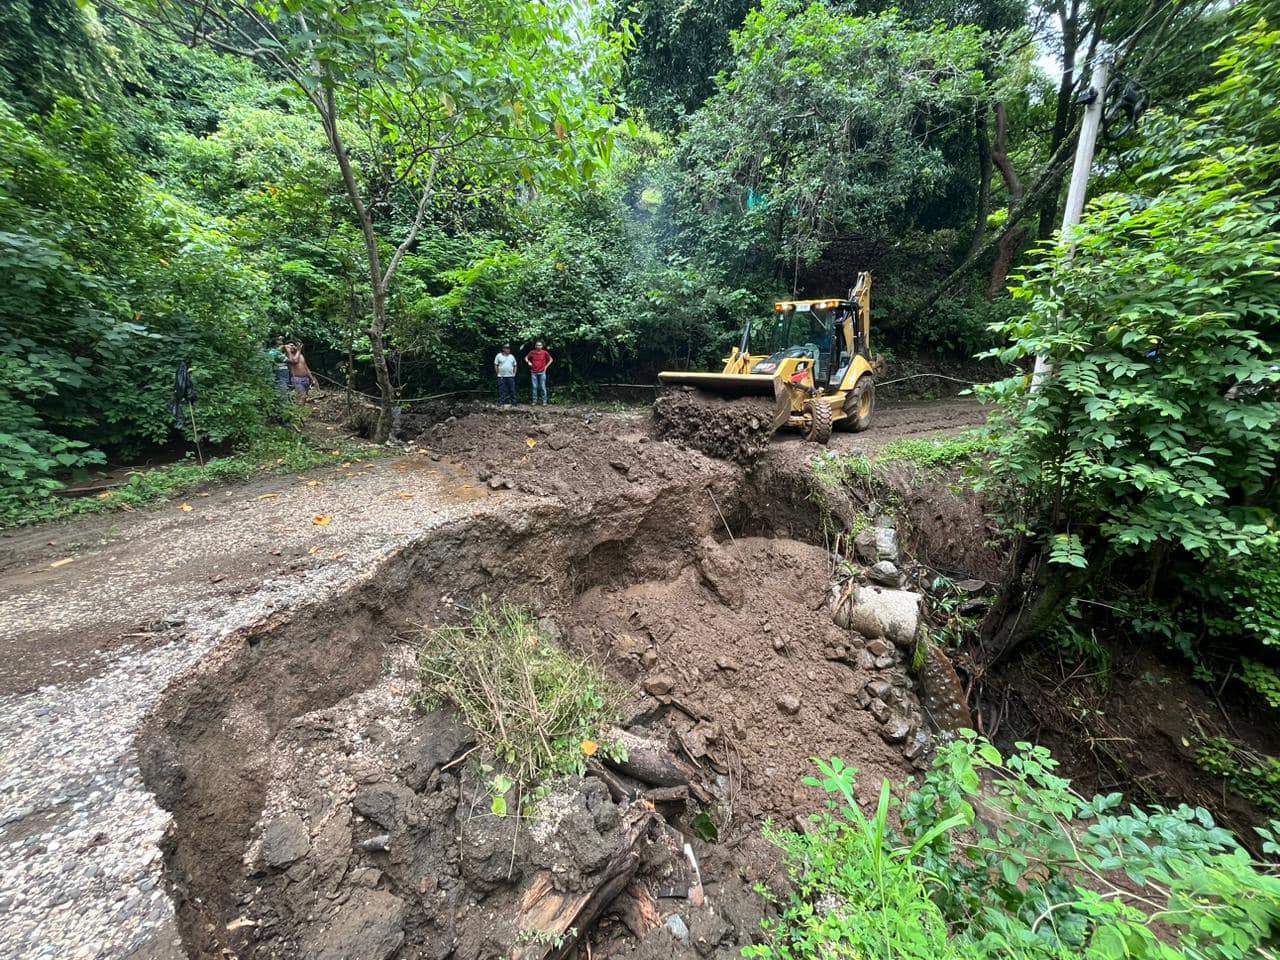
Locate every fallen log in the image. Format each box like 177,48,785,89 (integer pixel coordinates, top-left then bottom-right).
603,727,691,788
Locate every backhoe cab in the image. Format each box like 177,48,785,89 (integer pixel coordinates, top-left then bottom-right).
657,272,876,447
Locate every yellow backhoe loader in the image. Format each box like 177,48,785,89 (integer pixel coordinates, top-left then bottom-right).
654,272,876,458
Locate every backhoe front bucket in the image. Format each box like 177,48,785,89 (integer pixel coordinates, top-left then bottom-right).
653,372,792,463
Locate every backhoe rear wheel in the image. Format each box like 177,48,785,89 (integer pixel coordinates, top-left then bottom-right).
840,376,875,432
805,398,833,444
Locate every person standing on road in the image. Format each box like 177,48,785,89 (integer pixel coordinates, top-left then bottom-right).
284,340,313,402
267,337,290,410
494,343,518,407
524,340,554,405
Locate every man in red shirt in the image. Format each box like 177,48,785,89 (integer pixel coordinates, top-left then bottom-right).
525,340,554,405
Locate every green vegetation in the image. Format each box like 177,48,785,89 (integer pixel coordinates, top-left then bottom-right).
1,0,1240,519
751,739,1280,960
1241,658,1280,710
1196,736,1280,817
877,434,991,469
975,9,1280,666
413,599,624,801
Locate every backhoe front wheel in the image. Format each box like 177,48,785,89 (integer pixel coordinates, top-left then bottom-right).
840,376,875,432
805,398,833,444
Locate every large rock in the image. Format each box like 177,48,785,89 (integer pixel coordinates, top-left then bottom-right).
843,586,921,649
874,525,899,563
696,540,744,610
853,529,878,564
306,890,406,960
867,561,902,587
354,781,417,831
261,812,309,869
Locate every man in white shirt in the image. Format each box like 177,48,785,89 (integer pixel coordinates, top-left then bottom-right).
493,343,518,406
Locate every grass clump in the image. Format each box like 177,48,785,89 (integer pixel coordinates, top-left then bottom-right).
413,598,623,794
0,429,378,528
876,433,991,469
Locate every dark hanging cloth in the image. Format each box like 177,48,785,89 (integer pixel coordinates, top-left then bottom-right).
169,361,197,429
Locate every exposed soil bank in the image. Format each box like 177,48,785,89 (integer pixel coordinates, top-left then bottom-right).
136,405,937,960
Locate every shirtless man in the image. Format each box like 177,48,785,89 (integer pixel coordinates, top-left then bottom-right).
284,341,313,402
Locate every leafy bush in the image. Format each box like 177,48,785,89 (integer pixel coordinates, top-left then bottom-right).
751,738,1280,960
413,599,624,793
1196,736,1280,817
1242,657,1280,709
980,15,1280,570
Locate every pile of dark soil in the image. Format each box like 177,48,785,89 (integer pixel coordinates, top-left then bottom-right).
652,388,783,465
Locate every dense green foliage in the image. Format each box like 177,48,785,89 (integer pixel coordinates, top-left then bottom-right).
975,10,1280,665
751,740,1280,959
982,18,1280,562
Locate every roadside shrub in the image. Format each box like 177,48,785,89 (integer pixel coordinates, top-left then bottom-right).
0,429,370,528
413,600,624,801
751,737,1280,960
1196,736,1280,817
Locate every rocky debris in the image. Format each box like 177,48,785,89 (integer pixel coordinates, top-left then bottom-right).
487,476,515,490
260,812,310,869
695,539,745,610
853,528,878,564
304,889,406,960
880,716,911,744
547,432,573,450
404,709,477,790
829,583,934,769
833,582,922,650
873,523,899,563
666,914,690,944
353,781,416,831
776,694,801,715
643,675,675,697
867,560,902,588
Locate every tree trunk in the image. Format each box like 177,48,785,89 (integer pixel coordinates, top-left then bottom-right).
1037,1,1082,241
907,109,1077,320
368,284,395,443
986,224,1027,300
986,101,1025,299
979,533,1096,667
964,101,994,263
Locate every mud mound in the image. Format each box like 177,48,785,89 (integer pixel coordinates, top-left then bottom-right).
566,536,913,824
652,388,780,465
408,405,729,504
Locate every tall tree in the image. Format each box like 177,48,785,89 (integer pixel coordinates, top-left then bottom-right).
678,1,988,286
115,0,628,440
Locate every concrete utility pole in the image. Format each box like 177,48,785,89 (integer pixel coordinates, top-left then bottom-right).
1030,42,1115,392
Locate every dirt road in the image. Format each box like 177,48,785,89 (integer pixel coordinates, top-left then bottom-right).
0,396,981,960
